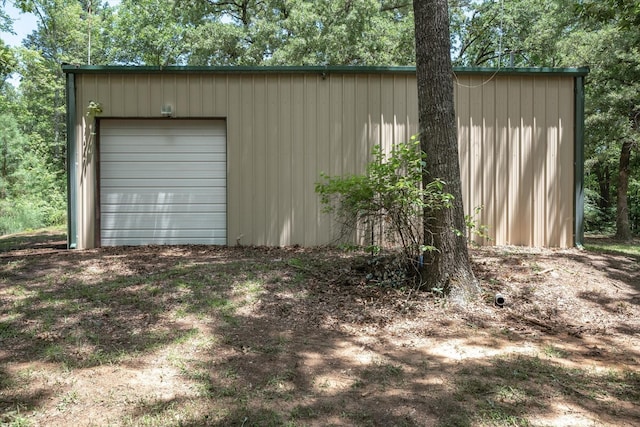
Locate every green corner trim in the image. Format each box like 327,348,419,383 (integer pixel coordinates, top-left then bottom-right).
66,73,77,249
574,75,586,247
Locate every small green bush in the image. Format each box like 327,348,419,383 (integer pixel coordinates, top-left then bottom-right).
315,136,453,266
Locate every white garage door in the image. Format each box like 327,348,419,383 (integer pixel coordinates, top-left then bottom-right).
99,119,226,246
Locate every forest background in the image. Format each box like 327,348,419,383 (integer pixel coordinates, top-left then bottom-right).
0,0,638,240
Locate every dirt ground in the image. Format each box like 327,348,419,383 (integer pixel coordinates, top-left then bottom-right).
0,232,639,426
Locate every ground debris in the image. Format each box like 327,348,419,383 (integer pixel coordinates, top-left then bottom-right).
1,234,639,427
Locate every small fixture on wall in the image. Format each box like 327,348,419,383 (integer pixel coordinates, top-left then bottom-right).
161,104,173,117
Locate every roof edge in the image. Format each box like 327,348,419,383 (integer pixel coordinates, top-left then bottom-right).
61,64,590,76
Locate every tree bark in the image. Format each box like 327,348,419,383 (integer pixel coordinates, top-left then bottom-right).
615,140,633,240
413,0,479,301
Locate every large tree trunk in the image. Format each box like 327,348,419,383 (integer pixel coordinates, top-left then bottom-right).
615,140,633,240
413,0,479,301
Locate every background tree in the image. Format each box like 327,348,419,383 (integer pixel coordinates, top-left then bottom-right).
563,0,640,239
270,0,414,65
18,0,111,182
172,0,415,66
109,0,187,66
0,7,16,80
413,0,479,299
0,111,64,233
0,0,114,233
450,0,575,67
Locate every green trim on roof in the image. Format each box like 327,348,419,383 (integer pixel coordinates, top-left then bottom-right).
61,64,590,77
454,66,589,76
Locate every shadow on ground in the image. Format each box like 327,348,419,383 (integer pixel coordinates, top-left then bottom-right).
1,237,639,426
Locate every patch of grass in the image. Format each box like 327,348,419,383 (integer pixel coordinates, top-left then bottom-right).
42,343,65,362
124,397,183,426
289,404,319,420
207,296,233,310
494,385,528,404
542,344,569,359
256,336,288,355
359,361,405,389
218,407,284,427
266,370,295,388
477,402,531,426
610,370,640,402
584,239,640,257
287,257,307,269
341,409,375,425
0,405,32,427
0,320,22,341
436,411,471,427
55,390,79,412
85,348,130,367
455,377,494,399
0,227,66,252
186,369,216,398
453,354,640,426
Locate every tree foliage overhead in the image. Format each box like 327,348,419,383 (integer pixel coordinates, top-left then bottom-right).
0,5,16,80
109,0,416,66
450,0,576,67
110,0,187,66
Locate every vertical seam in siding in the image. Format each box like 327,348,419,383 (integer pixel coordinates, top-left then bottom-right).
393,75,397,146
277,75,281,244
302,74,306,245
506,76,511,244
544,78,549,245
403,76,407,142
557,78,562,246
528,77,534,245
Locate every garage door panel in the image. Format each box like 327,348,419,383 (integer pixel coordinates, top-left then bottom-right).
101,203,226,214
101,178,225,188
101,237,227,246
100,163,226,180
102,229,227,239
100,139,225,154
101,213,226,229
101,188,226,204
100,119,226,246
102,124,225,137
101,153,226,162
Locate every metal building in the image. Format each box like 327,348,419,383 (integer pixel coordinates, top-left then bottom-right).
63,66,588,249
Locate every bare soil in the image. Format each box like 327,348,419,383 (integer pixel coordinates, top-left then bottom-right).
1,232,639,426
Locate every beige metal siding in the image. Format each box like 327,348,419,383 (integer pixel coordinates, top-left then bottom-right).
73,71,575,249
454,74,574,247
